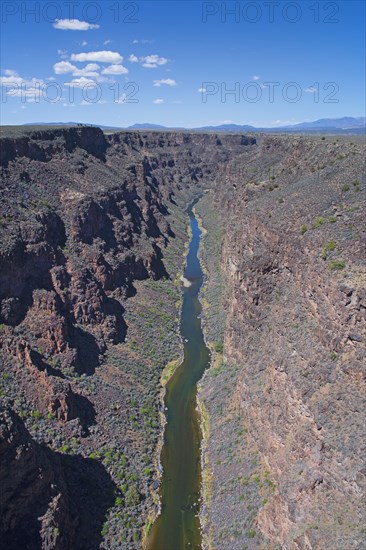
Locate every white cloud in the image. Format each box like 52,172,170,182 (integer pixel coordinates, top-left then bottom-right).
53,19,100,31
54,61,77,74
252,75,260,80
127,53,167,68
73,63,100,77
0,71,45,99
64,77,97,87
141,55,168,68
306,86,317,93
104,40,112,45
198,87,206,93
153,78,176,87
152,98,164,104
81,40,88,46
71,51,123,63
4,69,17,76
54,61,101,78
101,64,128,75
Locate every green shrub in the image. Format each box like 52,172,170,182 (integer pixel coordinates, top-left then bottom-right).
214,341,223,353
115,496,123,506
328,216,337,223
300,224,308,234
341,184,350,192
324,241,336,252
329,259,345,271
125,485,140,507
321,241,336,259
89,452,99,459
312,217,326,229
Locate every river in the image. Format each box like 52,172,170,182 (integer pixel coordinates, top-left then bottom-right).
147,201,210,550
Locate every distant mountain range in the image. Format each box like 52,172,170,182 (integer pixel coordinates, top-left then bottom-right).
293,117,366,129
20,117,366,134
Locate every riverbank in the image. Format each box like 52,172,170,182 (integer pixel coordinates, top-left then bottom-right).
146,203,211,549
194,193,227,549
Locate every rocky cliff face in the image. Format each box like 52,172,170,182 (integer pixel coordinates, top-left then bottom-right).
198,134,366,549
0,126,255,548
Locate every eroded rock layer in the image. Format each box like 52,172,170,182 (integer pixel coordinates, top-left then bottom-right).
0,126,254,548
198,134,365,549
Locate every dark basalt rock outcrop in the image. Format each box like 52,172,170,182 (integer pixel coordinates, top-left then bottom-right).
0,126,254,548
0,405,116,549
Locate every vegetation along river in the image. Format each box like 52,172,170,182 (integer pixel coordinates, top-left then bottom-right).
147,200,210,550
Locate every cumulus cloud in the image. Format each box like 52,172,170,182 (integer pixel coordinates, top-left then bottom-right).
197,87,206,93
152,98,164,104
101,64,128,75
53,19,100,31
73,63,101,77
71,51,123,63
53,61,77,74
252,75,260,80
127,53,168,68
141,55,168,68
54,61,101,79
153,78,176,86
0,71,45,99
305,86,317,93
4,69,18,76
64,76,97,87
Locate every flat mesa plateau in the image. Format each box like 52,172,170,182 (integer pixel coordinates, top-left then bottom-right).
0,126,365,550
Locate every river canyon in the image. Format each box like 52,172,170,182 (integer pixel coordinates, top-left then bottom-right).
0,126,365,549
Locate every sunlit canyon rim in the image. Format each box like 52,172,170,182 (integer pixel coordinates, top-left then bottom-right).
0,126,365,549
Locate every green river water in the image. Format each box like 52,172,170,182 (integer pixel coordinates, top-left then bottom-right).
147,202,210,550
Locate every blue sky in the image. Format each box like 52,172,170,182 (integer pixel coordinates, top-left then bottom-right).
1,0,365,127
